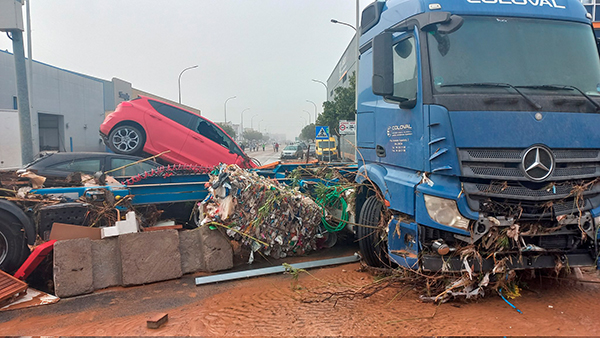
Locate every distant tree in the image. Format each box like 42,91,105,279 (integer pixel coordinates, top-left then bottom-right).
217,122,236,140
243,129,263,141
299,123,316,141
316,72,355,136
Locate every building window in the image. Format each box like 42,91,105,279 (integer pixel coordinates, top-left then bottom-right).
13,96,17,110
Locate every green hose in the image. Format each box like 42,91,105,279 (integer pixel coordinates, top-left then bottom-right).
315,185,350,232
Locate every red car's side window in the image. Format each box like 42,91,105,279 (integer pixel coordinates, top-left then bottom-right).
148,100,193,127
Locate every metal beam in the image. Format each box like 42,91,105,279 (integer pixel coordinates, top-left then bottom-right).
195,254,360,286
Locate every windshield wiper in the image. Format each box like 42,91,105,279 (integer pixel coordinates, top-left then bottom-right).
515,84,600,112
440,82,542,110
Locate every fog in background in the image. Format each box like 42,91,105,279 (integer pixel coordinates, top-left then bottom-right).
0,0,366,140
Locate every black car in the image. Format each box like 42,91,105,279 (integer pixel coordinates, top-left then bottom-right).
19,152,161,180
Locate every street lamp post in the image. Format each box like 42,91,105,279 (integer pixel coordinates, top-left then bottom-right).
302,110,312,125
332,6,360,110
258,119,264,132
300,117,307,127
178,65,198,104
312,79,328,101
240,108,250,138
251,114,259,130
306,100,317,123
224,96,236,123
330,19,356,31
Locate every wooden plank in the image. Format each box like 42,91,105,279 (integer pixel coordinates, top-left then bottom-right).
0,270,28,307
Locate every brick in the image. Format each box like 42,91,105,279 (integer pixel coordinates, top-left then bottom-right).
119,230,182,286
199,226,233,272
147,313,168,329
91,237,122,290
178,228,204,274
53,238,93,297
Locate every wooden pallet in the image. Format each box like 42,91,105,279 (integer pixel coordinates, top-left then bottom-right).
0,269,28,307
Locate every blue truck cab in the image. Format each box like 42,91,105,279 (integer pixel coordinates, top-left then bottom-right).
355,0,600,271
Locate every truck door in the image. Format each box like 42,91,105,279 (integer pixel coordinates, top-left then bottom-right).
375,34,424,171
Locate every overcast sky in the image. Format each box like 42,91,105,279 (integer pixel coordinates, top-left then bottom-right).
0,0,366,140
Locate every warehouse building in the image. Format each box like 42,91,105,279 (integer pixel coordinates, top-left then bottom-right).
0,50,200,168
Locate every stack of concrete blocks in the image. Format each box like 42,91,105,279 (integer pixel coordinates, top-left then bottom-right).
53,226,233,298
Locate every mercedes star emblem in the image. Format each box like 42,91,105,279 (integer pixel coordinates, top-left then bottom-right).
522,146,554,181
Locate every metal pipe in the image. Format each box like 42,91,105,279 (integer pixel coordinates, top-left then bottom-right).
195,254,360,286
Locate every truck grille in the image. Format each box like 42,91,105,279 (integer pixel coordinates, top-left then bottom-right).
459,148,600,181
459,148,600,218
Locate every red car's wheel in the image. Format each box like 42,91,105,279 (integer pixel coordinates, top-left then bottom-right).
108,125,145,155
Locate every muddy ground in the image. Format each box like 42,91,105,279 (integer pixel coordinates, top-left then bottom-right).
1,245,599,336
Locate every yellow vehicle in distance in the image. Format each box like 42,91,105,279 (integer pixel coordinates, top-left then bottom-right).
315,137,338,161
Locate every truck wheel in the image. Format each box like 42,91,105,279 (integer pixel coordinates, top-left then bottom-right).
0,210,30,273
108,124,145,155
357,195,389,267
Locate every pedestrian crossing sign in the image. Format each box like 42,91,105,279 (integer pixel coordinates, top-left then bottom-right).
315,126,330,140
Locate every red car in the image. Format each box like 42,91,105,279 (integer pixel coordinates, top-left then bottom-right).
100,96,256,168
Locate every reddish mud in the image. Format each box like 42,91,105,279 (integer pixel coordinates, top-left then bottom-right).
1,262,599,336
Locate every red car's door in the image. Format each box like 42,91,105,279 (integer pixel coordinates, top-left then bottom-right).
181,116,242,167
143,100,192,164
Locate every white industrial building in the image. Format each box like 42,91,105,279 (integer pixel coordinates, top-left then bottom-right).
0,50,200,168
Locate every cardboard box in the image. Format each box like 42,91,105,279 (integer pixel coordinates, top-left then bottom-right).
49,223,102,241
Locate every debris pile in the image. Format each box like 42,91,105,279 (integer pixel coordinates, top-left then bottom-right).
198,164,323,259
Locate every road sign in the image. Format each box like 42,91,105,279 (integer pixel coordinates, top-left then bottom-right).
339,120,356,134
315,126,330,140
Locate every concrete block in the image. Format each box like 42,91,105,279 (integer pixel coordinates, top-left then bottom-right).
91,237,122,290
119,230,182,286
53,238,93,298
179,228,204,274
199,226,233,272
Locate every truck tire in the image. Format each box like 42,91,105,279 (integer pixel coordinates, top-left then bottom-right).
108,124,146,155
0,210,30,273
357,195,388,267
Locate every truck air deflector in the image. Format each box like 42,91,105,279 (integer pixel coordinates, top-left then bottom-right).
428,105,460,176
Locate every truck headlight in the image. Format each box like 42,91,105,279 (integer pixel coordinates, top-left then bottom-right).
424,195,470,229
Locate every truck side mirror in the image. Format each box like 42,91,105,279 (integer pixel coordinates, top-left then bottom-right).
372,32,394,97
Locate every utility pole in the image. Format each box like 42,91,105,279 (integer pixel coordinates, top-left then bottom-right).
2,0,34,164
11,30,33,164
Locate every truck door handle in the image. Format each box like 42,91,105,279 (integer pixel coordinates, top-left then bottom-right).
376,145,386,158
148,114,162,121
191,135,204,142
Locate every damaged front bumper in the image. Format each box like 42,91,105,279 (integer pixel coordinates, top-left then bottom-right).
420,252,596,272
387,211,600,272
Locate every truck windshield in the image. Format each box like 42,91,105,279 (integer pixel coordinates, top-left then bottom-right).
428,16,600,96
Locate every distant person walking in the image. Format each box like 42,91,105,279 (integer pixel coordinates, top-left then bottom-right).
262,143,265,151
275,143,279,152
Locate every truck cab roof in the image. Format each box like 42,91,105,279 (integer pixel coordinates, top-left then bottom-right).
360,0,590,46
